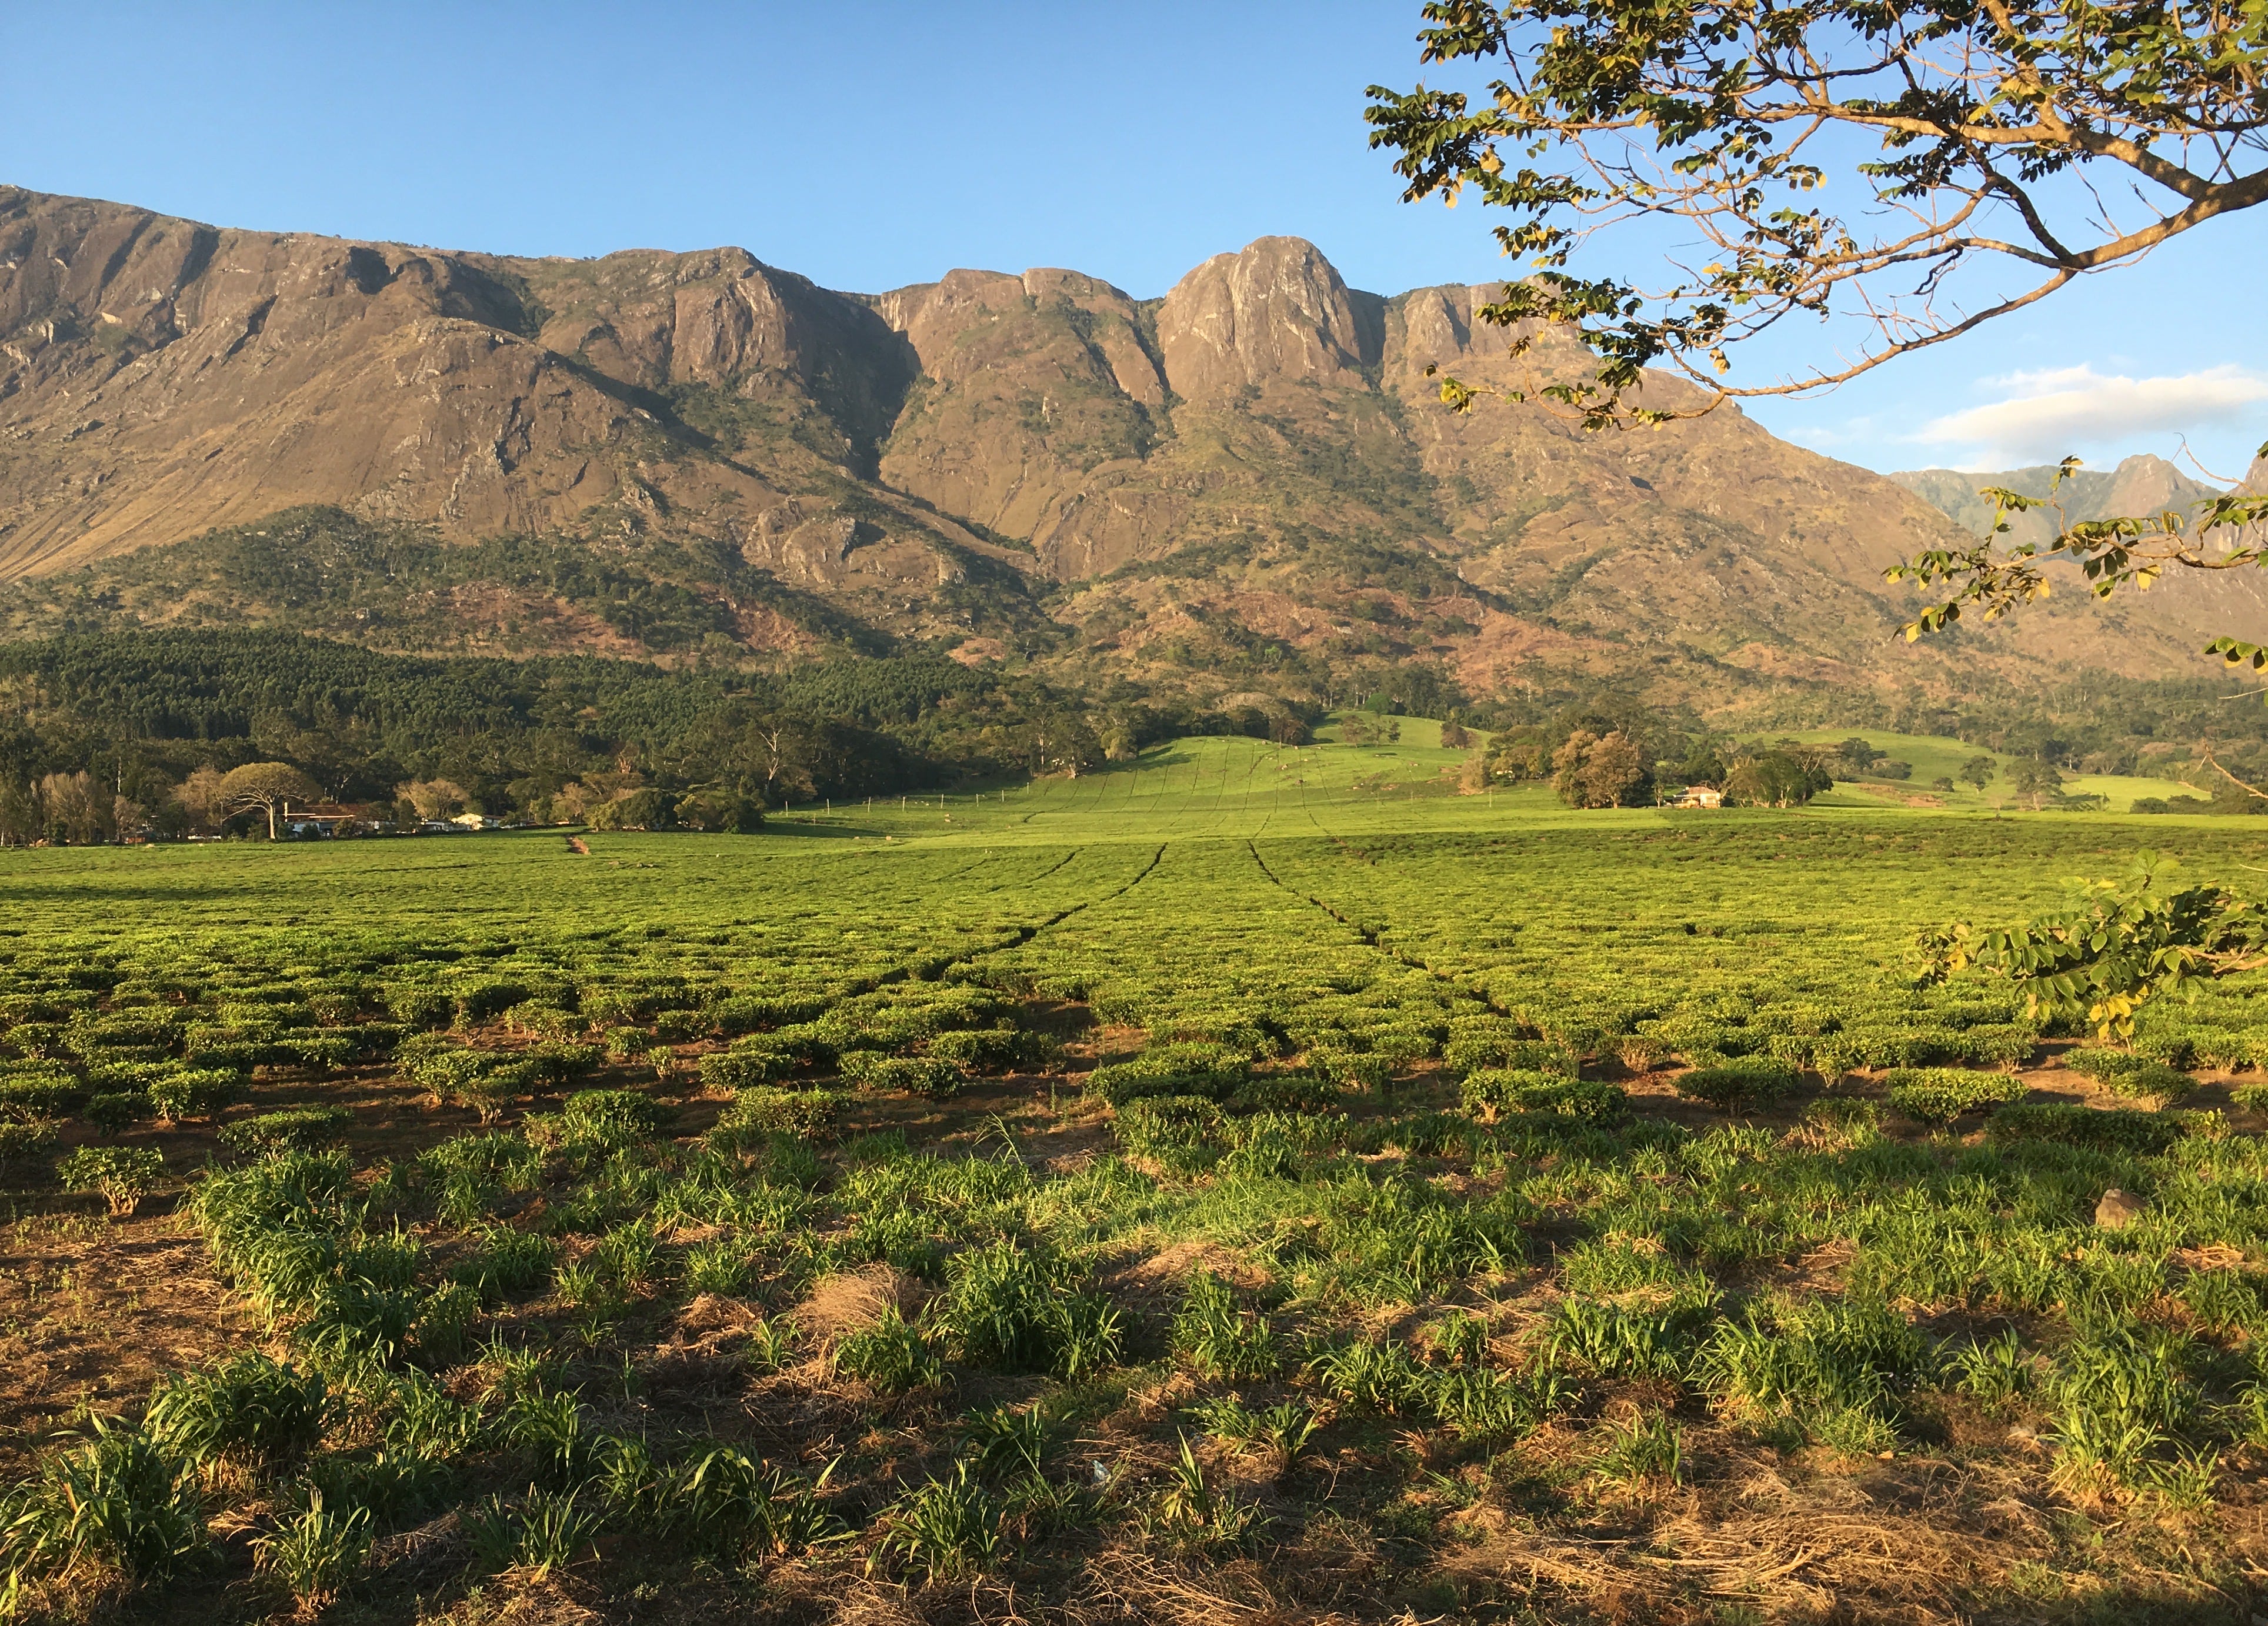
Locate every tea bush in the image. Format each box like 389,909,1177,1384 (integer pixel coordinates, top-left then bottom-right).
1882,1067,2027,1128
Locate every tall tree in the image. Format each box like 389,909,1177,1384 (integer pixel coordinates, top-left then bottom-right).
219,762,318,841
1366,1,2268,427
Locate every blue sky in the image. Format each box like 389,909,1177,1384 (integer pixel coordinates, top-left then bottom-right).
5,0,2262,479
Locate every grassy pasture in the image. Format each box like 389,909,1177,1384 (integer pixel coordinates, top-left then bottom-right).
2,729,2267,1624
1773,727,2202,809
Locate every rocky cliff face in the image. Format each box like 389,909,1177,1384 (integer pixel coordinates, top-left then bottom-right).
1,184,2244,701
1155,235,1381,399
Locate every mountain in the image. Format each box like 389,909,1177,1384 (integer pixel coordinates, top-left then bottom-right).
1,184,2255,712
1889,455,2228,543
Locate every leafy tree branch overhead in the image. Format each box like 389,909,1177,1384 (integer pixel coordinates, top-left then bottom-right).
1366,0,2268,427
1916,857,2268,1039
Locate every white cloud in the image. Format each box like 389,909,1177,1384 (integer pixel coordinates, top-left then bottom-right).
1913,364,2268,467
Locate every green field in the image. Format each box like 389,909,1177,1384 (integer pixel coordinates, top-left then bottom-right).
3,728,2267,1624
1773,727,2202,810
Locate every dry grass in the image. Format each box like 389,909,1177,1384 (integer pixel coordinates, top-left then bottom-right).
793,1264,932,1350
0,1212,261,1471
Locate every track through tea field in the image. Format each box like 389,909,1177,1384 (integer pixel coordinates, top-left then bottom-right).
3,732,2266,1625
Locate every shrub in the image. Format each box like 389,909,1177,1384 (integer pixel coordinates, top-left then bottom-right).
2106,1062,2198,1106
1225,1074,1342,1115
1461,1068,1629,1122
1082,1044,1248,1106
0,1115,60,1167
1309,1049,1391,1091
2064,1047,2199,1102
4,1020,70,1058
698,1049,790,1094
0,1075,84,1118
559,1089,670,1145
1674,1056,1800,1109
926,1026,1046,1072
711,992,829,1034
1882,1067,2026,1128
711,1087,844,1147
81,1091,152,1137
526,1041,601,1085
1366,1029,1440,1064
146,1068,246,1124
453,981,530,1025
218,1108,354,1157
502,1001,583,1039
383,986,454,1029
455,1064,534,1124
1442,1034,1577,1077
58,1145,165,1216
1987,1104,2188,1154
839,1053,965,1098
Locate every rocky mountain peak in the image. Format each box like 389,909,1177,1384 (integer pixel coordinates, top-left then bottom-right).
1156,235,1382,400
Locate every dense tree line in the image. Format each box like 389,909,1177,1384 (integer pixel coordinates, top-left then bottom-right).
0,631,1228,842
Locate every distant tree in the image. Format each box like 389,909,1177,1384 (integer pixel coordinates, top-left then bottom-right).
1930,777,1957,795
221,763,319,841
591,788,673,831
1834,739,1883,776
397,778,468,823
1483,735,1550,784
38,771,112,845
0,782,37,847
673,789,765,834
1552,729,1646,808
1873,760,1913,782
1030,713,1103,778
743,720,815,806
1676,744,1726,788
1958,756,1998,792
1723,751,1832,808
1439,718,1471,749
2010,759,2065,811
177,765,229,833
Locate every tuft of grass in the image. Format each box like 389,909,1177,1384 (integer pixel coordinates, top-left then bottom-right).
1595,1411,1682,1487
1148,1432,1258,1552
252,1488,371,1610
143,1354,328,1474
834,1307,943,1394
868,1462,1000,1581
1172,1273,1278,1381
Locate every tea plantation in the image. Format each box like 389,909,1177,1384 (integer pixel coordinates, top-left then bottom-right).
2,732,2264,1624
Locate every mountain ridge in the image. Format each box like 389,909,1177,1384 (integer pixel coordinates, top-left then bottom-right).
4,184,2260,713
